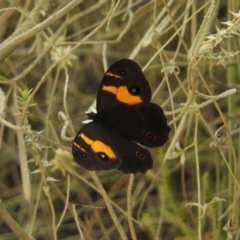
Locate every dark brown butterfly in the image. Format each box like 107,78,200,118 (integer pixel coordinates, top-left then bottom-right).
72,59,170,174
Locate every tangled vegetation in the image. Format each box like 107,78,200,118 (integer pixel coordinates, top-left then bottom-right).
0,0,240,239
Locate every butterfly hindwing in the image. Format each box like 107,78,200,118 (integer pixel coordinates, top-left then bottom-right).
98,103,170,147
72,122,153,173
112,137,153,174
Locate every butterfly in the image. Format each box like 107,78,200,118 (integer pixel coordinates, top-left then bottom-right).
72,59,170,174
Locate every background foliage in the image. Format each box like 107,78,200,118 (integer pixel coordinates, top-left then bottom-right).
0,0,240,239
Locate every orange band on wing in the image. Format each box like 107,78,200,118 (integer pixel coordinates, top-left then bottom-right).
102,85,143,105
80,133,116,159
102,85,118,95
105,72,122,79
117,86,142,105
73,141,86,152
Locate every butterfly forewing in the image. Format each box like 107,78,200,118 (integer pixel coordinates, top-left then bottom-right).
96,59,152,113
72,122,153,173
72,122,121,171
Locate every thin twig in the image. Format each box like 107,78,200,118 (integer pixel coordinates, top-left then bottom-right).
0,0,84,61
56,175,70,231
89,171,128,240
127,174,137,240
72,204,85,240
0,199,34,240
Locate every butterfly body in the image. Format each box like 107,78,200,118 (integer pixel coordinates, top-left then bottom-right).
72,59,170,174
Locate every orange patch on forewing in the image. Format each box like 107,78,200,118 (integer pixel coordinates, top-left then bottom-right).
80,133,116,159
102,85,117,95
102,85,143,105
116,86,143,105
73,142,86,152
105,72,122,79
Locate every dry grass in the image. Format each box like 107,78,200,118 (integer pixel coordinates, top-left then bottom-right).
0,0,240,239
